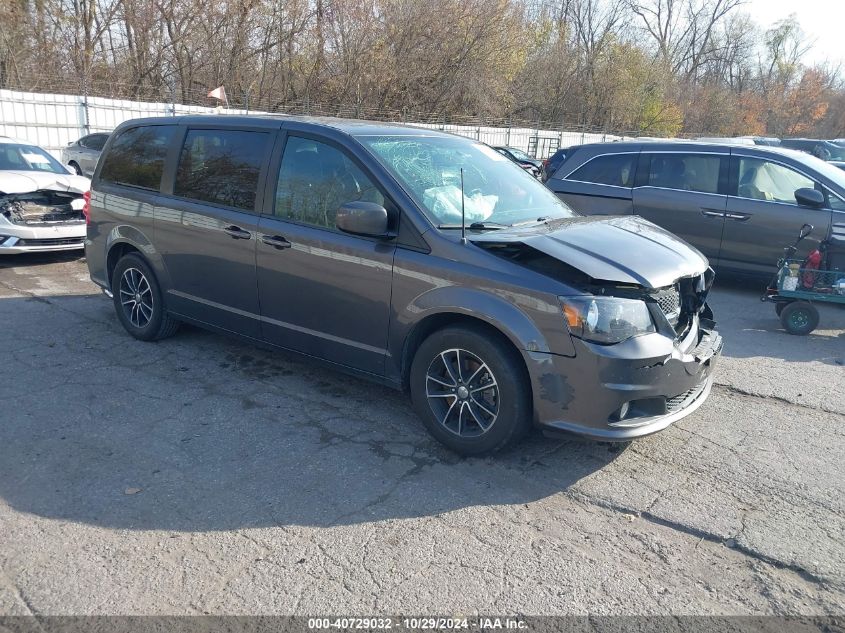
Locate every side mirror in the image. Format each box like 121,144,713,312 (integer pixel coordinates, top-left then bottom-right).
799,223,814,239
795,188,824,208
336,201,390,237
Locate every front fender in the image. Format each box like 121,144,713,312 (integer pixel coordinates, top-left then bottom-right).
404,285,576,358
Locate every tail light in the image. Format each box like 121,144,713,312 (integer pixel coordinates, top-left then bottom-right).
82,191,91,224
543,159,549,167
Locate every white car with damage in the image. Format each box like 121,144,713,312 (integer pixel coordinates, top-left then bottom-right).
0,136,89,254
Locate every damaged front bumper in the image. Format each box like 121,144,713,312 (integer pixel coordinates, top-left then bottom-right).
0,190,86,254
0,222,86,253
524,310,722,440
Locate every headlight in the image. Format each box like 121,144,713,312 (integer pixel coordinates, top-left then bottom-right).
560,296,655,344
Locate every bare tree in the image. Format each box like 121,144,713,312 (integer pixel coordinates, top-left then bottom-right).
629,0,744,79
1,0,842,138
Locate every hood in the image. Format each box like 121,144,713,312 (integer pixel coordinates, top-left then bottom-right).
469,215,709,290
0,171,90,195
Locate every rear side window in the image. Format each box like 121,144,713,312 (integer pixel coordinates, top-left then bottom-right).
174,129,269,211
645,153,722,194
100,126,174,191
567,154,635,187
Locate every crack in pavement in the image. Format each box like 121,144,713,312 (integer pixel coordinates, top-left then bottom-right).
564,490,830,589
712,382,844,417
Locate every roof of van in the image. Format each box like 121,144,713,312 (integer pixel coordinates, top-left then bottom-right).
114,114,456,139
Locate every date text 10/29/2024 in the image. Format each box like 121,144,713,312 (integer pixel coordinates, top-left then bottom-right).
307,618,528,630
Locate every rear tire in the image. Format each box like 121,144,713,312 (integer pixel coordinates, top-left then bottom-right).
780,301,819,336
409,325,532,455
111,253,179,341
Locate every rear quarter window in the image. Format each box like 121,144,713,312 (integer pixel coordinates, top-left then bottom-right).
567,153,636,187
99,126,174,191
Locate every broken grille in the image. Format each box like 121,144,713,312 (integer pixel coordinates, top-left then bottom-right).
652,286,681,321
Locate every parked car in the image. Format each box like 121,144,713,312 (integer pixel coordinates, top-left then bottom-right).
541,147,570,182
780,138,845,161
545,141,845,277
85,116,721,454
0,136,89,254
492,146,542,178
62,132,109,177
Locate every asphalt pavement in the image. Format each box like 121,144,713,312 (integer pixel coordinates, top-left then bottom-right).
0,252,843,615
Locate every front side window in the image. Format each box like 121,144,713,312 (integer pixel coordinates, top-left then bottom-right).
737,158,814,204
360,135,574,227
0,143,68,174
274,136,385,228
174,129,269,211
100,126,174,191
646,153,722,194
568,154,635,187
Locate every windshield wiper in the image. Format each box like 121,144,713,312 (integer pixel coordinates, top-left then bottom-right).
438,221,508,230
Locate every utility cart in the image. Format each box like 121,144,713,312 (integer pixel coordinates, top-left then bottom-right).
763,223,845,335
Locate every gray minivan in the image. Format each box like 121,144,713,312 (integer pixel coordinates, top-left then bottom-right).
84,116,721,454
546,142,845,276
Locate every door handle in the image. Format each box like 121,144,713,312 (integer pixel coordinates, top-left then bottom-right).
700,208,726,218
223,225,252,240
260,234,292,250
726,212,751,221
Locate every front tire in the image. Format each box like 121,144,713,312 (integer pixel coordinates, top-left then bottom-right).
68,161,82,176
409,325,532,455
780,301,819,335
111,253,179,341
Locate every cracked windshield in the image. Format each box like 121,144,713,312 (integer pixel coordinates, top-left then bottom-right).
360,135,576,228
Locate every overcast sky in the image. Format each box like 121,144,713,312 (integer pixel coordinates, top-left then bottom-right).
742,0,844,67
